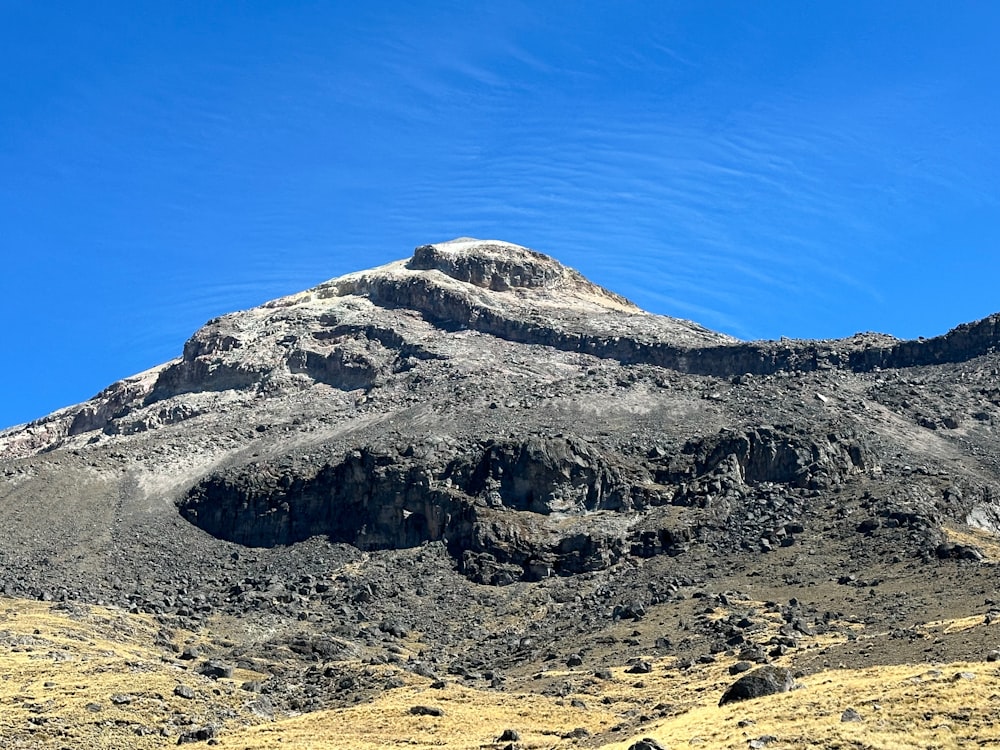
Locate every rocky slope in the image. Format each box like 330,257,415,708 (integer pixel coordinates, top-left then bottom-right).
1,238,1000,746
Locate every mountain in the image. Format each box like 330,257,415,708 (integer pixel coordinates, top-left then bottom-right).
2,238,1000,748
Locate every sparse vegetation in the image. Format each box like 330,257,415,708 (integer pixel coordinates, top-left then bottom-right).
1,596,999,748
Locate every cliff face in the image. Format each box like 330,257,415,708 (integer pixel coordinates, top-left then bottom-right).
176,423,875,584
178,435,639,583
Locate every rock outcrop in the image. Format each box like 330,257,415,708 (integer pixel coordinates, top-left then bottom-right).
177,435,640,583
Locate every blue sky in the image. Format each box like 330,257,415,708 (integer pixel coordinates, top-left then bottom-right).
2,2,998,429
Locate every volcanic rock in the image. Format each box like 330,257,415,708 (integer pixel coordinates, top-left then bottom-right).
2,238,1000,742
718,666,796,706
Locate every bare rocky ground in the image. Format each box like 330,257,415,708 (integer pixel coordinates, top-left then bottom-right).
1,238,1000,746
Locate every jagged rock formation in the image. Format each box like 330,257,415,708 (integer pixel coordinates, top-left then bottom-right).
178,434,641,583
1,238,1000,741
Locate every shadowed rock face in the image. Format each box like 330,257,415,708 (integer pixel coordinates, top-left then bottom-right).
177,436,639,582
668,428,867,489
466,436,631,514
177,425,871,583
180,447,466,550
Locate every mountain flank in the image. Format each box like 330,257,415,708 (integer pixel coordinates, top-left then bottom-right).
1,238,1000,748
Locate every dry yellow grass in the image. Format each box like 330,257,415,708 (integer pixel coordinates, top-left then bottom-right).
942,523,1000,562
0,598,267,749
221,601,1000,750
604,661,1000,750
213,657,1000,750
3,596,1000,749
232,679,618,749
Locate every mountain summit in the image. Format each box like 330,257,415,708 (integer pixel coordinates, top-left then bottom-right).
1,238,729,458
2,239,1000,747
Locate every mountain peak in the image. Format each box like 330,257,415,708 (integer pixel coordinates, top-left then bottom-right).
408,237,621,295
4,240,1000,462
296,238,645,316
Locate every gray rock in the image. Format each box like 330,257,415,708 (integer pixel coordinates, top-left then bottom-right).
409,705,444,717
198,660,234,679
628,739,666,750
729,661,753,675
379,619,408,638
936,543,984,561
626,660,653,674
841,707,863,722
177,725,217,744
718,666,796,707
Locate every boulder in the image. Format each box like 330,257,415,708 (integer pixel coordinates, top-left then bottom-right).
628,739,666,750
409,705,445,717
199,660,234,679
719,666,795,707
841,708,863,722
